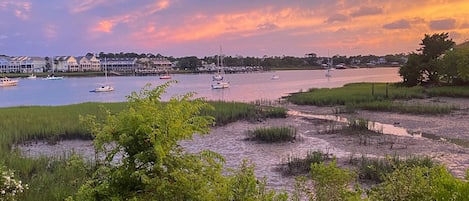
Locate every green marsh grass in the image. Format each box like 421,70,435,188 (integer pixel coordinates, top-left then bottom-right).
282,150,332,175
287,82,462,114
426,85,469,97
202,101,287,126
246,126,297,143
349,154,434,182
287,83,425,106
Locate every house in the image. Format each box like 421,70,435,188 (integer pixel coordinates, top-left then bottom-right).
8,56,46,73
86,54,101,71
0,56,10,73
76,55,100,72
100,57,137,73
54,56,79,72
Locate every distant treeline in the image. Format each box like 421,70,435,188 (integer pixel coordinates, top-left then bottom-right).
89,51,407,71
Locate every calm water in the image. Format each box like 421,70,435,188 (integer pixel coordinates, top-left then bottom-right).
1,67,401,107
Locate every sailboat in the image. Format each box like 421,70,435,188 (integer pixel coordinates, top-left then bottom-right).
325,56,333,77
90,58,114,92
159,69,172,79
44,66,64,80
211,46,229,89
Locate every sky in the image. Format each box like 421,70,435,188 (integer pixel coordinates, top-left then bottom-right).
1,0,469,58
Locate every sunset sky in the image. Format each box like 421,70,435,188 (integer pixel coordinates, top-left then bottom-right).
1,0,469,58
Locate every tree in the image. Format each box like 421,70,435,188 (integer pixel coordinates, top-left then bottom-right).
418,32,455,85
399,33,455,86
176,56,202,71
441,46,469,84
399,53,423,86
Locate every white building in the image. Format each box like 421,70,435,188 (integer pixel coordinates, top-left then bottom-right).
54,56,79,72
76,55,101,72
8,56,46,73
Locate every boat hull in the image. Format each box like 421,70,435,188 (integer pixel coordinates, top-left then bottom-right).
90,86,114,92
211,82,229,89
0,77,18,87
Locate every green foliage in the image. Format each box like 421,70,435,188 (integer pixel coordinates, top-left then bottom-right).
246,126,297,143
282,151,332,176
349,155,434,182
227,160,288,201
368,165,469,201
399,53,423,86
74,82,221,200
73,82,288,200
309,160,362,201
399,33,457,86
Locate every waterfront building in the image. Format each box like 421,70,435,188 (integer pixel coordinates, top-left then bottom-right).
8,56,46,73
54,56,79,72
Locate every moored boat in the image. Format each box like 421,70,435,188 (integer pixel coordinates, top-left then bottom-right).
0,77,19,87
44,74,64,80
27,74,37,79
211,81,230,89
90,85,114,92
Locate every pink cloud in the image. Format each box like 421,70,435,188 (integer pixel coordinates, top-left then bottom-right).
93,20,114,33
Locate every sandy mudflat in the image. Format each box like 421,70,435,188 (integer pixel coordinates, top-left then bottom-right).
248,97,469,179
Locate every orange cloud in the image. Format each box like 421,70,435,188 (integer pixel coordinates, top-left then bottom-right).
93,20,114,33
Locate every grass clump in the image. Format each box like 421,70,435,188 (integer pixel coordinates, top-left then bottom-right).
246,126,297,143
349,154,434,182
282,150,332,175
203,101,287,126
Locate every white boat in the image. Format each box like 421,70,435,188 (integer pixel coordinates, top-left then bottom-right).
91,58,114,92
44,74,64,80
271,74,279,80
211,81,230,89
212,73,223,81
159,71,172,79
27,74,37,79
211,46,229,89
0,77,18,87
90,85,114,92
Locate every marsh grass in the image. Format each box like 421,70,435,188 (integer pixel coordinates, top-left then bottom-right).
287,83,425,106
349,154,434,182
281,150,332,176
246,126,297,143
348,101,457,115
426,85,469,97
287,82,462,114
0,102,127,148
203,101,287,126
